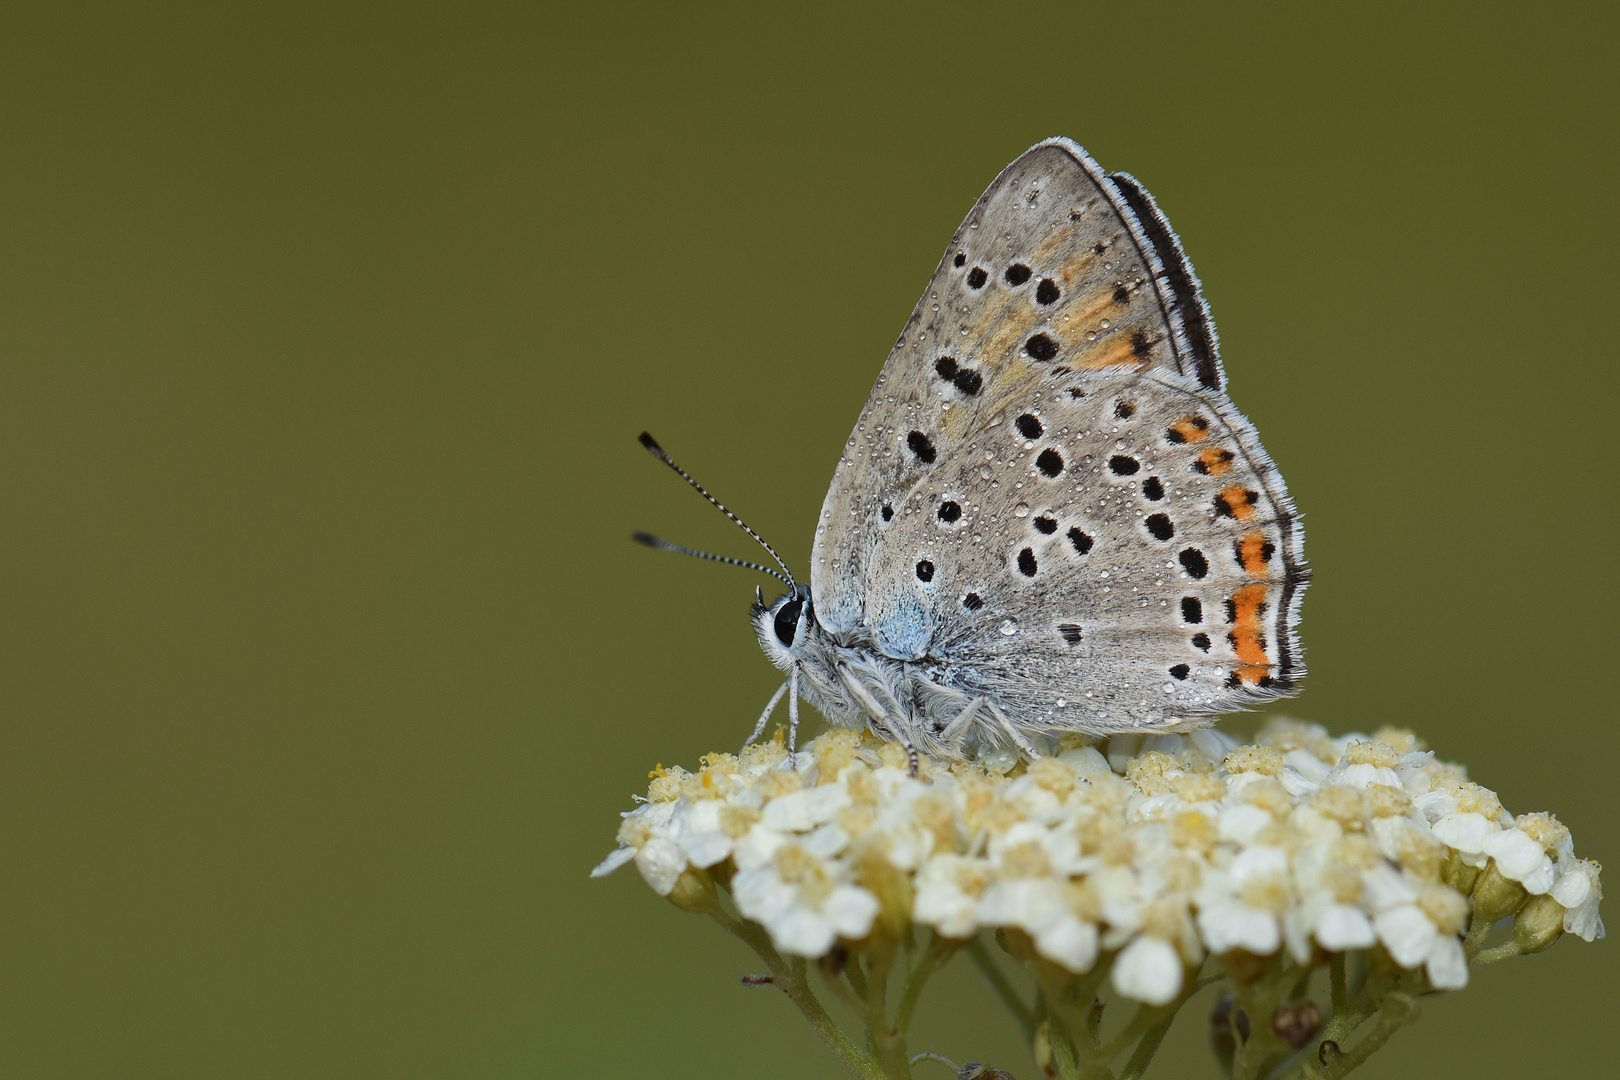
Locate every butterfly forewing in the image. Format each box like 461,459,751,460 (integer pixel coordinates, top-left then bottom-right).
811,138,1306,736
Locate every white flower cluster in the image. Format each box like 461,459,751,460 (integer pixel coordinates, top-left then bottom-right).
594,719,1602,1007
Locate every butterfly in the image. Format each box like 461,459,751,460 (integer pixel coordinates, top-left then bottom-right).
638,138,1307,765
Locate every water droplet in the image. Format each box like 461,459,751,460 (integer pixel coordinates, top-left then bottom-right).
1100,319,1111,329
1162,683,1176,694
1013,503,1030,517
999,618,1019,636
979,465,994,479
1086,331,1097,341
979,746,1017,774
1056,698,1068,708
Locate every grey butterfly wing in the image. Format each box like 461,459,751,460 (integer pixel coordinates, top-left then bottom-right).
810,137,1306,733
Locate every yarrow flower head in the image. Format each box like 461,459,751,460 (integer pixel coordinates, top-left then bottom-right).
595,720,1601,1080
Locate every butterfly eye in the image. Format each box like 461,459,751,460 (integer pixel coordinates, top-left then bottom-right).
773,599,803,647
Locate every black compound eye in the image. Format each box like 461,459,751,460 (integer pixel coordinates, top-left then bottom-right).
773,599,803,647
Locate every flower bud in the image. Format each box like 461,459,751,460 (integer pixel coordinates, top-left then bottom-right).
1513,893,1566,954
1440,849,1481,894
1472,860,1528,925
665,866,719,913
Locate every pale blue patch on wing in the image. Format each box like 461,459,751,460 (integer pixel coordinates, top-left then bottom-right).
869,588,935,661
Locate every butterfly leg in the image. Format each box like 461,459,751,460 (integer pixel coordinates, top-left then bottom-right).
988,702,1041,759
940,695,987,746
788,667,801,756
743,679,789,753
835,663,918,775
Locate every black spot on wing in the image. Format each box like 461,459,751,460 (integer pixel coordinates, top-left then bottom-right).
907,431,936,463
1025,334,1059,361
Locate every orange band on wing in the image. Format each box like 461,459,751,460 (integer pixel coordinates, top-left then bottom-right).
1216,486,1259,520
1227,583,1269,668
1167,415,1211,443
1194,447,1234,476
1236,531,1274,577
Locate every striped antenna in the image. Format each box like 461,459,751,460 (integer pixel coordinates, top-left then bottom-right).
635,432,798,590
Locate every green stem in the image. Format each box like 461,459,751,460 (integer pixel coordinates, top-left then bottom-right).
967,937,1037,1041
1100,1002,1173,1061
1470,941,1523,966
1462,912,1497,958
819,957,872,1017
1328,954,1347,1018
1101,970,1214,1075
897,933,962,1031
1118,1014,1174,1080
708,909,884,1080
846,951,871,999
1315,991,1420,1079
864,940,911,1080
1229,960,1304,1080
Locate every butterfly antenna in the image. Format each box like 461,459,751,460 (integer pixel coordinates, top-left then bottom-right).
636,432,798,590
631,531,791,585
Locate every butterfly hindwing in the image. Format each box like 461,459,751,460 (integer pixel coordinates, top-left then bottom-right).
811,138,1307,735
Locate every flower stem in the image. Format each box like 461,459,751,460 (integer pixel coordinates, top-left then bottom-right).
1470,941,1523,966
1230,959,1305,1080
863,939,912,1080
1118,1012,1175,1080
1313,990,1420,1079
967,937,1036,1042
708,908,885,1080
897,933,962,1032
1328,954,1347,1018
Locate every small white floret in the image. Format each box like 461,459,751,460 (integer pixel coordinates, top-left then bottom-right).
1424,934,1469,989
634,837,688,895
1112,935,1183,1005
1374,904,1437,968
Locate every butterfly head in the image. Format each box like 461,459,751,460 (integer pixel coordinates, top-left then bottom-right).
752,583,821,667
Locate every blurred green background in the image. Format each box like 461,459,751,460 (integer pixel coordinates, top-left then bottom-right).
0,2,1613,1076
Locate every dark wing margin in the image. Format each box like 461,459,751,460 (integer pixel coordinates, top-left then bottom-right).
1102,170,1223,392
